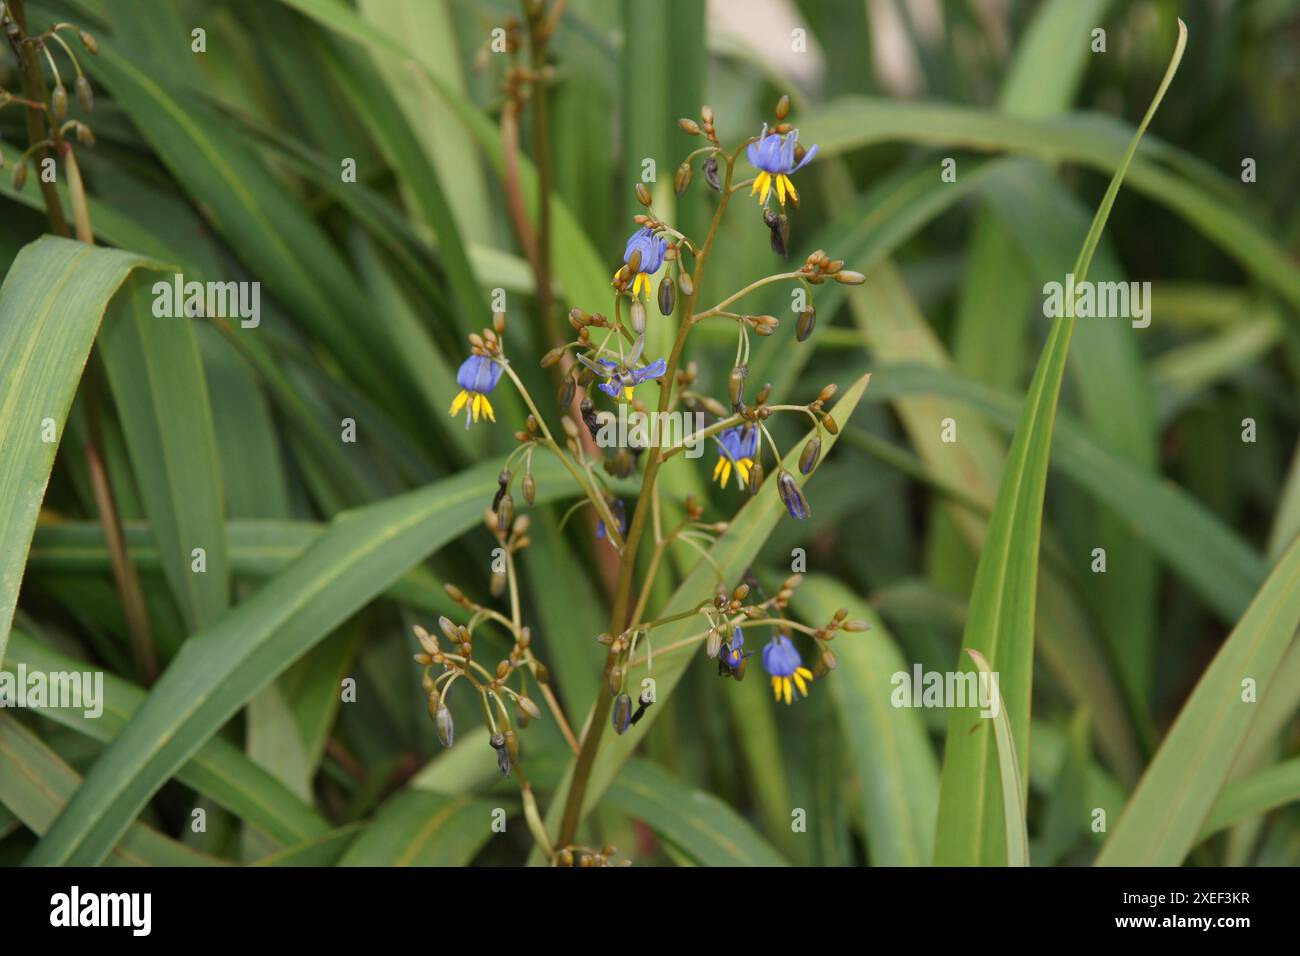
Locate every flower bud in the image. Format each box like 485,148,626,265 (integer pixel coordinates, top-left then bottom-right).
630,298,646,334
635,182,652,206
657,274,676,316
678,270,694,298
706,628,723,659
703,156,721,192
796,306,816,342
540,346,564,368
80,31,100,54
522,473,536,505
678,117,701,136
434,702,454,747
778,472,810,520
747,461,764,496
799,435,822,474
612,693,633,734
775,93,791,120
834,270,867,285
518,696,542,720
75,75,93,112
842,619,871,632
52,85,68,121
728,365,747,409
674,162,692,196
12,161,27,192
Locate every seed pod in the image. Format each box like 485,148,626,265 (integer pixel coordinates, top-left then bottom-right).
796,306,816,342
522,473,536,505
674,162,692,196
657,274,676,316
727,365,747,409
678,117,701,136
834,270,867,285
678,270,694,298
52,85,68,121
630,298,646,334
775,93,791,120
635,182,652,206
12,161,27,192
612,693,633,734
747,461,764,496
435,702,455,747
703,156,721,192
799,435,822,474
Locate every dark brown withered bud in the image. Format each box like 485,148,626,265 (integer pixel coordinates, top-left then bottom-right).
580,398,601,440
763,208,790,257
703,156,721,192
492,471,510,512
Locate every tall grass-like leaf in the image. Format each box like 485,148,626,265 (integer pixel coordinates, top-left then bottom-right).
933,21,1186,865
1097,535,1300,865
98,278,230,632
0,715,226,866
0,237,160,667
791,576,939,866
4,630,329,845
25,455,606,866
1199,756,1300,841
338,792,494,866
965,649,1028,867
602,759,788,867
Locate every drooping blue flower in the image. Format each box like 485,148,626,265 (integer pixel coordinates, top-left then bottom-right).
594,357,668,402
718,625,752,679
449,354,503,428
746,123,818,208
712,425,760,489
762,633,813,704
616,227,668,299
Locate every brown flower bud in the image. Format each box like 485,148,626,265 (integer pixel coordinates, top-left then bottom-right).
775,94,791,120
75,75,93,112
796,306,816,342
52,85,68,121
834,270,867,285
799,435,822,474
674,162,692,196
678,117,701,135
635,182,652,206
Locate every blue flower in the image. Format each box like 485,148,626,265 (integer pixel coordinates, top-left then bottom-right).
762,634,813,704
449,354,503,428
712,425,760,489
616,227,667,299
594,357,668,402
718,625,752,679
597,498,628,541
746,124,818,208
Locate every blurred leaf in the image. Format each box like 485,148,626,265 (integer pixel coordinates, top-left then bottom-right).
0,236,158,667
338,792,494,866
0,714,226,866
1098,535,1300,865
1200,756,1300,841
99,277,230,632
4,630,329,845
792,576,939,866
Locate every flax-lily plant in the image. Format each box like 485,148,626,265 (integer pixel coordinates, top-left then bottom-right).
1,0,1298,873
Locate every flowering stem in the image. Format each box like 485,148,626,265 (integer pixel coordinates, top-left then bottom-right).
555,148,739,848
693,270,803,321
6,0,68,235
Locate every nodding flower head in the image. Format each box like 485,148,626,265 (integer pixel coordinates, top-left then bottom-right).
762,633,813,704
717,625,752,680
747,124,818,208
616,227,668,299
712,424,760,489
578,334,666,403
449,354,503,428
